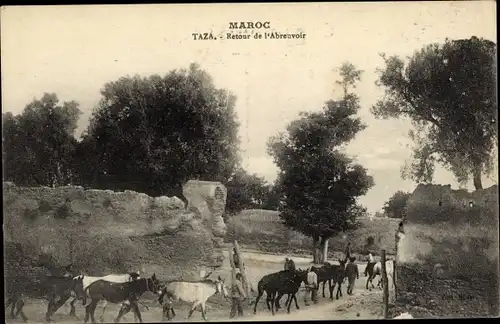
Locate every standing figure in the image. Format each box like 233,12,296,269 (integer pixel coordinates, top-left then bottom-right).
364,252,376,277
233,248,241,270
345,256,359,295
344,242,352,263
304,267,318,306
230,273,246,318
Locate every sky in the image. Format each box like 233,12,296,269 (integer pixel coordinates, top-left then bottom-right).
1,2,497,214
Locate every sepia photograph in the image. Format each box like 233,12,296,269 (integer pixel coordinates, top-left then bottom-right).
2,2,498,322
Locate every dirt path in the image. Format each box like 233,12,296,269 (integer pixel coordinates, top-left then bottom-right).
5,249,387,323
219,289,384,322
5,288,384,323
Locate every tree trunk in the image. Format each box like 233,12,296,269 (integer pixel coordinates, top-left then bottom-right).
321,237,329,263
312,236,327,264
312,234,321,264
473,168,483,191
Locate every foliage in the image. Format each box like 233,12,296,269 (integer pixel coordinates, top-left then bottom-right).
267,62,375,244
372,36,497,190
225,210,399,256
75,63,241,197
261,183,283,211
401,222,497,278
383,190,411,218
225,167,270,213
2,93,82,187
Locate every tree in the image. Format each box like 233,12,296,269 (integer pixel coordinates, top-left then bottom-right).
383,190,411,218
267,62,375,263
77,63,241,201
372,36,497,190
262,182,282,211
3,93,82,186
225,167,270,214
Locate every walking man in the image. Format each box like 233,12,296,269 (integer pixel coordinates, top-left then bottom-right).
284,257,296,271
345,256,359,295
230,273,246,318
364,251,376,277
304,267,318,306
344,242,352,263
233,248,241,270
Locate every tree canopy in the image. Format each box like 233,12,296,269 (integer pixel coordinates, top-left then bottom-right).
76,63,241,198
383,190,411,218
3,93,82,187
267,62,374,263
372,36,497,190
225,167,270,214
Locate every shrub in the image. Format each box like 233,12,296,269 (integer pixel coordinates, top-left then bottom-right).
54,204,71,219
38,200,53,213
23,208,38,222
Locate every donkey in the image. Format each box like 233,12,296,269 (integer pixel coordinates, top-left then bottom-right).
83,274,160,323
253,269,307,316
5,275,86,323
273,269,308,314
157,275,228,321
70,272,141,321
365,260,394,291
328,259,348,300
310,263,337,299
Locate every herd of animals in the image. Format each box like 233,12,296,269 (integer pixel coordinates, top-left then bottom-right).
4,254,394,323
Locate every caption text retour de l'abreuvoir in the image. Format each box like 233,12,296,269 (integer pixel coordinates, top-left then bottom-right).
192,21,307,41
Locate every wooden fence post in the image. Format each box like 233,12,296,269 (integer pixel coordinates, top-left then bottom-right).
381,249,389,319
233,240,251,297
394,229,399,299
228,246,237,287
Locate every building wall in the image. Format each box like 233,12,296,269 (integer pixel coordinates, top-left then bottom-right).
395,184,499,317
3,182,226,281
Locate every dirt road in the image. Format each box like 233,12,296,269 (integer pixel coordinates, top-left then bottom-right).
5,250,387,323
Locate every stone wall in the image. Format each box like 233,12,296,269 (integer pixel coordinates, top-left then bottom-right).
183,180,227,247
395,184,499,318
3,181,227,281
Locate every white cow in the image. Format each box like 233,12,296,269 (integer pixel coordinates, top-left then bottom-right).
158,276,227,321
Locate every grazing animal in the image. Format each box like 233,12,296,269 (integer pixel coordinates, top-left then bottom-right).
253,269,307,315
157,276,227,321
5,275,86,323
327,259,348,300
365,260,394,290
309,260,345,300
274,269,308,313
310,264,336,299
83,274,160,323
70,272,141,321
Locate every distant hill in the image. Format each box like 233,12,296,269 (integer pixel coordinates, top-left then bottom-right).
225,209,400,258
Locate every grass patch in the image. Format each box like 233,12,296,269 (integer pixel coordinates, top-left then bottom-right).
401,222,498,278
225,209,400,257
